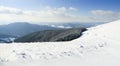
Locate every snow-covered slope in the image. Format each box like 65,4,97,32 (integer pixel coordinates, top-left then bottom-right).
0,20,120,66
82,20,120,41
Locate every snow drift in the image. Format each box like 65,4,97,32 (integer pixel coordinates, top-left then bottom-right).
0,20,120,66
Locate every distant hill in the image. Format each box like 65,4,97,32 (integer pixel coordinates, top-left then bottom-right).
0,22,60,37
15,27,87,42
0,33,15,38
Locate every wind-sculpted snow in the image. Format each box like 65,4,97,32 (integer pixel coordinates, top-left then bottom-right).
0,20,120,66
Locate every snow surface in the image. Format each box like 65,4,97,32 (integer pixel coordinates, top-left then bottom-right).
0,20,120,66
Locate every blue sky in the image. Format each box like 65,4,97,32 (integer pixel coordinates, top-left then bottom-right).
0,0,119,12
0,0,120,24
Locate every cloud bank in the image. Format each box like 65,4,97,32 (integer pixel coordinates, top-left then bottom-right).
91,10,120,22
0,6,120,24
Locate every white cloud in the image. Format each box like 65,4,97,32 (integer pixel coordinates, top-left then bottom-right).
0,6,84,24
0,6,120,24
91,10,114,15
0,6,23,14
69,7,78,11
91,10,120,22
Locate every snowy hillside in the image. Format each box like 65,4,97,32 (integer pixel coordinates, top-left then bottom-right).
0,20,120,66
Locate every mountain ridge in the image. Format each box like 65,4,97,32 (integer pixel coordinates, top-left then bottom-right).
15,27,87,42
0,22,60,37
